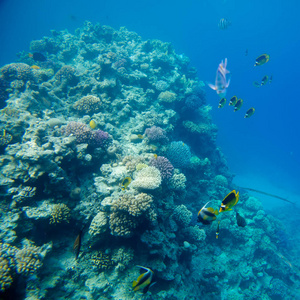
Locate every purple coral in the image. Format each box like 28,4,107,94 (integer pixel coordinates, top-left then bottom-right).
64,121,92,143
90,129,110,148
144,126,168,144
149,156,174,180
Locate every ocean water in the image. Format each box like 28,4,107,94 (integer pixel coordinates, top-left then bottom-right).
1,0,300,299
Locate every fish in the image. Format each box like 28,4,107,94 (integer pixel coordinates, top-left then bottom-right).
218,18,231,30
236,212,247,227
218,98,226,108
269,75,273,84
121,177,132,190
89,120,97,129
216,221,220,239
254,54,270,66
253,81,260,88
261,75,269,86
245,49,248,56
137,134,143,139
208,58,230,98
73,219,91,260
73,230,83,260
31,65,40,70
197,201,219,225
234,99,243,112
244,107,255,118
219,190,239,212
132,266,156,293
229,96,237,106
29,52,47,62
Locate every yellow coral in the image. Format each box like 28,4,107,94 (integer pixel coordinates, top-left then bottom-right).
15,246,42,276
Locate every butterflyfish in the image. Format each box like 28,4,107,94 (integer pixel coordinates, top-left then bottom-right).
254,54,270,66
234,99,243,112
89,120,97,129
219,190,239,212
218,98,226,108
253,81,260,88
229,96,237,106
132,266,156,293
121,177,132,190
261,75,269,86
208,58,230,98
236,212,247,227
197,201,219,225
216,221,220,239
218,18,231,30
244,108,255,118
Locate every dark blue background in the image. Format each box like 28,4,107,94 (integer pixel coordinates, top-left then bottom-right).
1,0,299,205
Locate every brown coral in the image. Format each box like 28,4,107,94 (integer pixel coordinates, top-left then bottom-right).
109,211,137,237
15,246,42,276
49,203,71,224
73,95,102,114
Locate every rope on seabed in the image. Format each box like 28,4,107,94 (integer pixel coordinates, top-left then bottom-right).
239,187,295,205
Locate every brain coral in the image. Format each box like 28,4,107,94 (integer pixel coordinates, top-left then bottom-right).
167,141,191,168
149,156,174,180
73,95,102,114
132,166,162,190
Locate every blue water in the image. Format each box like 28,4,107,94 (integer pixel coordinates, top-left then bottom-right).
1,0,299,208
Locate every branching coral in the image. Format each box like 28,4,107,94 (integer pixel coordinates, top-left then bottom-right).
15,245,42,276
1,63,33,82
109,211,137,237
173,204,192,226
132,166,162,190
73,95,102,114
168,171,186,190
158,91,177,103
49,203,71,224
149,156,174,180
144,126,168,144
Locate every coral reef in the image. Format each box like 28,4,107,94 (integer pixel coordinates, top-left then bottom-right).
0,21,297,300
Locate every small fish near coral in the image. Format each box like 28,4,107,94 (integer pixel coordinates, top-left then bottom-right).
121,177,132,190
132,266,156,293
208,58,230,98
89,119,97,129
218,18,231,30
233,99,243,112
229,96,237,106
254,54,270,66
29,52,47,62
216,221,221,239
197,201,219,225
219,190,239,212
244,107,255,118
73,220,91,260
269,75,273,84
218,98,226,108
236,212,247,227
